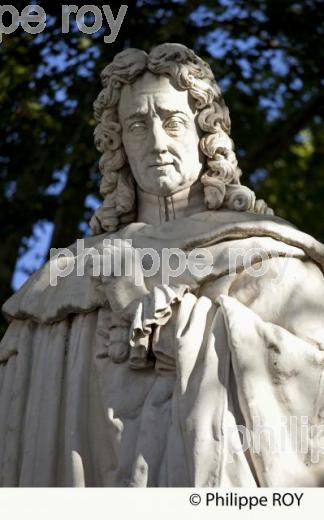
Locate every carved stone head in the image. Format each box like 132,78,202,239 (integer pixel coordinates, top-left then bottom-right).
91,43,257,234
117,70,205,198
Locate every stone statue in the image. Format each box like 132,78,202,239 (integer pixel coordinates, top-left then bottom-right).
1,43,324,487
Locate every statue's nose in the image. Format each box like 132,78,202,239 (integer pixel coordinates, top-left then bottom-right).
149,120,168,153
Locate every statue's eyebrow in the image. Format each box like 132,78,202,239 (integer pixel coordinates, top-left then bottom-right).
124,108,190,123
124,110,148,123
157,108,190,119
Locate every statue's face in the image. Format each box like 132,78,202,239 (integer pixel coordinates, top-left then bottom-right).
118,71,205,197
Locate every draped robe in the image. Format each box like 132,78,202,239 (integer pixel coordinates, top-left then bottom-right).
1,210,324,487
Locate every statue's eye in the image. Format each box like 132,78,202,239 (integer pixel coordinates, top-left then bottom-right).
164,116,187,133
128,121,147,134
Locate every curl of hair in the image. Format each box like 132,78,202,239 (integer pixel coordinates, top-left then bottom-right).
91,43,271,234
148,44,218,109
198,102,231,134
201,173,226,209
224,184,256,212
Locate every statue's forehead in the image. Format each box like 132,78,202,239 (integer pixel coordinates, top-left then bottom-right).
124,71,179,94
118,71,194,120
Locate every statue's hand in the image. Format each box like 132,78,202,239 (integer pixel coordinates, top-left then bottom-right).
254,199,274,215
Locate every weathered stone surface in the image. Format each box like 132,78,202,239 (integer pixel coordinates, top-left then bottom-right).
1,43,324,487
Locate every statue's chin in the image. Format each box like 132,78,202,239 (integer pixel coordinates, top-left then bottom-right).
139,178,180,198
141,180,195,198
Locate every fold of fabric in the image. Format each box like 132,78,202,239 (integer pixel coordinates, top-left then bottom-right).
3,211,323,325
1,211,324,487
1,290,324,486
129,284,189,370
219,295,324,486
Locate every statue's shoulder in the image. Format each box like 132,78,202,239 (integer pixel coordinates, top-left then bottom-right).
1,221,148,324
3,212,324,324
1,232,117,325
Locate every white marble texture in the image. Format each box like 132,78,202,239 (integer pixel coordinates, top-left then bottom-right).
1,43,324,487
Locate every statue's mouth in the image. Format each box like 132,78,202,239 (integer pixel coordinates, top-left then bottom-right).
149,162,174,167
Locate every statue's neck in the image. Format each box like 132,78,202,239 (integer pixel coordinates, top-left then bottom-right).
136,182,206,225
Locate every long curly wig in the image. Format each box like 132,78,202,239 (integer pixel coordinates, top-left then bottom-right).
91,43,268,234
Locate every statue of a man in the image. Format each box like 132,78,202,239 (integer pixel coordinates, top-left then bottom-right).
1,43,324,487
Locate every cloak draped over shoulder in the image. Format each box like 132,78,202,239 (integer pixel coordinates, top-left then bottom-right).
1,210,324,487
